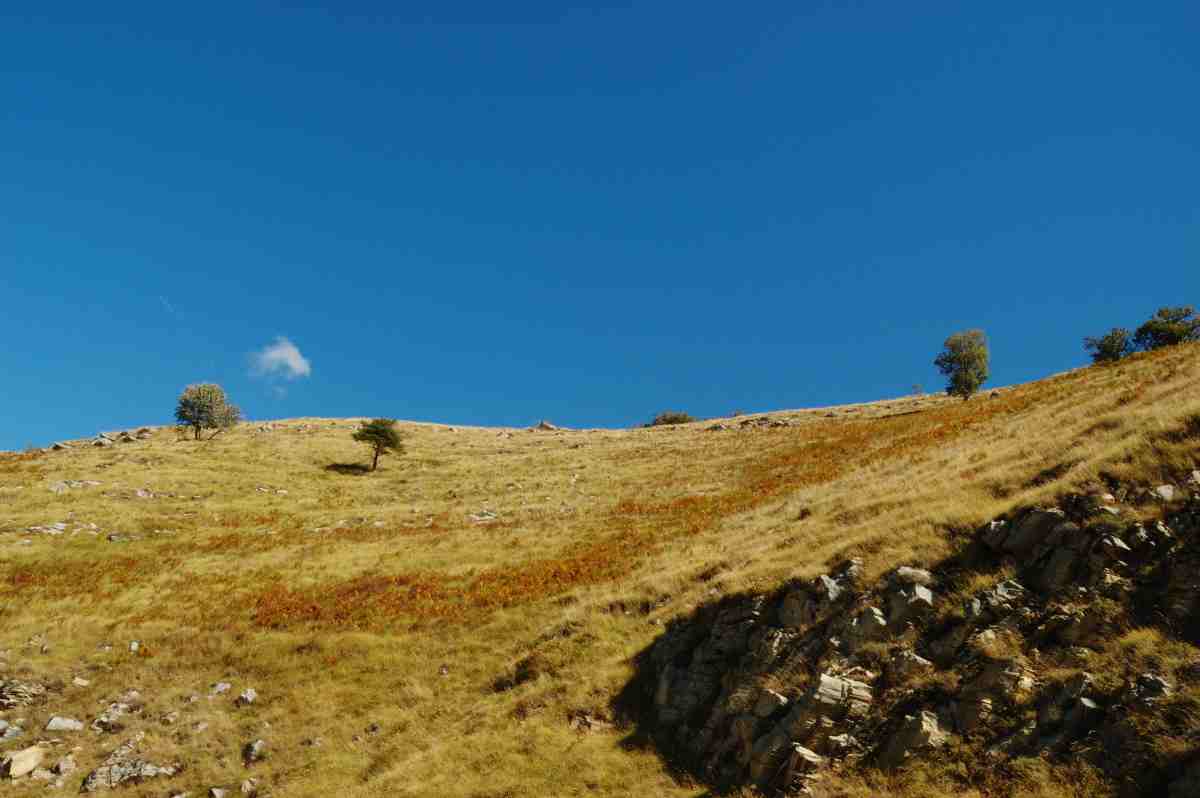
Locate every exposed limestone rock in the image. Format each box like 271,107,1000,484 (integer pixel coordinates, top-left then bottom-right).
888,648,933,682
1152,485,1177,502
965,579,1027,622
80,733,178,791
1,746,45,779
779,744,825,790
892,566,935,586
635,491,1200,795
44,716,83,732
887,583,935,628
243,739,267,765
983,509,1066,558
0,678,45,708
1126,673,1172,707
969,658,1035,700
879,711,949,769
778,561,861,629
844,606,888,649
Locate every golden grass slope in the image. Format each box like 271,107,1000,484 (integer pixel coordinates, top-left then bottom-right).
0,343,1197,796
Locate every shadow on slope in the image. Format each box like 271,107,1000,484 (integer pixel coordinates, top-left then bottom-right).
612,476,1200,797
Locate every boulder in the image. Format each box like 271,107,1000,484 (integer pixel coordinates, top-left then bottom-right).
879,711,949,769
779,572,846,629
887,584,935,627
780,744,825,787
844,606,889,648
1,746,45,779
968,658,1035,702
235,688,258,707
1038,673,1093,729
994,509,1067,558
44,716,83,732
966,580,1027,622
1152,485,1177,502
243,739,267,765
888,648,933,681
1126,673,1172,707
892,566,935,586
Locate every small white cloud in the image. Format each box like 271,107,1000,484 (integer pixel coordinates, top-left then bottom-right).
251,337,312,380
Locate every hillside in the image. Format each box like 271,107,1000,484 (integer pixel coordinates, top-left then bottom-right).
1,343,1199,797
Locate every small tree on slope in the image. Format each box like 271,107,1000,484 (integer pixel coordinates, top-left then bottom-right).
353,418,404,472
934,329,990,401
175,383,241,440
1084,327,1135,364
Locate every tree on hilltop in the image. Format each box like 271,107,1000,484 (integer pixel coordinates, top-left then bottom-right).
934,329,990,401
1133,306,1200,351
175,383,241,440
353,418,404,472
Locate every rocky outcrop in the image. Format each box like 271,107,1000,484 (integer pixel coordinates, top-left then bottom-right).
627,492,1200,795
80,733,178,792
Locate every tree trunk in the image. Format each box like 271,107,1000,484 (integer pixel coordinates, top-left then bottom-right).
372,448,380,471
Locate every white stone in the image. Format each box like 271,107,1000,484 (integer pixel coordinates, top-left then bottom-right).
44,717,83,732
1,746,45,779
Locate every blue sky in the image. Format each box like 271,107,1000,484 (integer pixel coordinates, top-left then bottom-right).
2,2,1197,449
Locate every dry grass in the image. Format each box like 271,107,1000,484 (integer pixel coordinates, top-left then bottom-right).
0,343,1197,796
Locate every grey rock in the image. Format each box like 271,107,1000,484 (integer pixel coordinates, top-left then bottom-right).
968,580,1027,621
779,744,826,787
887,584,935,627
243,739,267,765
1127,673,1172,706
844,606,889,647
44,716,83,732
992,509,1066,557
969,658,1036,700
879,711,949,769
236,688,258,707
893,566,934,586
80,732,177,792
889,648,933,681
